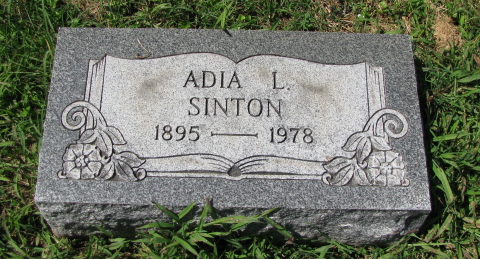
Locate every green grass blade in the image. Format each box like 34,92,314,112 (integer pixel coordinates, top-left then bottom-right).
460,88,480,97
263,216,293,238
433,133,470,141
0,141,15,147
205,216,261,226
432,163,454,204
257,208,277,218
417,243,451,258
178,201,196,219
230,221,253,232
189,233,214,247
133,237,170,244
457,73,480,83
95,225,113,237
7,240,27,256
197,200,210,231
172,236,199,256
206,197,218,220
215,0,234,29
153,202,182,224
139,222,175,229
314,244,332,258
435,214,453,239
254,247,266,259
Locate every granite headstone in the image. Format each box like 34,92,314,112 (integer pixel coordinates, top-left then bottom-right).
35,28,430,245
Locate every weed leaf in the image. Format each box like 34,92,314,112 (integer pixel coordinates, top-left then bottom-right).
432,163,454,204
173,236,199,256
314,245,332,258
153,203,182,224
139,222,174,229
189,233,214,247
133,237,169,244
95,225,113,237
264,216,293,238
178,201,196,219
197,200,210,231
457,73,480,83
207,216,261,225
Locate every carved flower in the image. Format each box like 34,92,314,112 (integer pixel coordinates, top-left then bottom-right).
60,143,103,179
366,150,409,186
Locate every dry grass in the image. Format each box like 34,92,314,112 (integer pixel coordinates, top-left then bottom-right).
433,7,463,51
71,0,104,20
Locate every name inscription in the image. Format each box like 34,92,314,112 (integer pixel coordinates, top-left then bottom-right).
185,71,283,118
157,70,311,143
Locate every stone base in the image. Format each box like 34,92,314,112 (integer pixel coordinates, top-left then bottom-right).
37,201,428,246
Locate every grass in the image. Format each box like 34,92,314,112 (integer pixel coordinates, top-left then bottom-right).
1,0,479,257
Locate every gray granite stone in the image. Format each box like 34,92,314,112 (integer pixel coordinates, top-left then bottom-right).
35,28,430,245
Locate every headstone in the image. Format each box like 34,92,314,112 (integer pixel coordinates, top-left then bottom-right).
35,28,430,245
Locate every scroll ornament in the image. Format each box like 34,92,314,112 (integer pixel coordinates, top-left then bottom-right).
58,101,146,181
322,109,410,187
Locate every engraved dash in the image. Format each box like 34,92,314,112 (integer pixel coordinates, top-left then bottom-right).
211,132,258,137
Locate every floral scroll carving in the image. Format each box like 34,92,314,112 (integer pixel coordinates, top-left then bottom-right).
322,109,410,186
57,102,409,186
58,101,146,181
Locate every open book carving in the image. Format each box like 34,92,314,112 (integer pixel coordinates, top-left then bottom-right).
58,54,410,186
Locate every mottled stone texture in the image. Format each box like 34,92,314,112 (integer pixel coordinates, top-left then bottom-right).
36,28,430,245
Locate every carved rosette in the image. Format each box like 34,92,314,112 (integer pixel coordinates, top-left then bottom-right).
58,101,146,181
322,109,410,186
